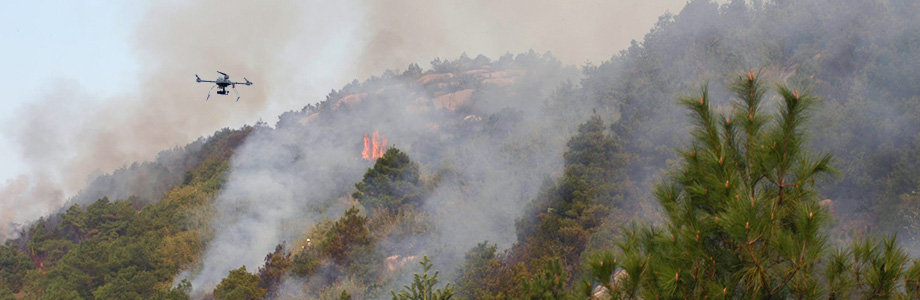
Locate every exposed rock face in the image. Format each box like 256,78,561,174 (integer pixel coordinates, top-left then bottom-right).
385,255,418,272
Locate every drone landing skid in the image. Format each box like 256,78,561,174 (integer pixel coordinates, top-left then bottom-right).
206,85,216,101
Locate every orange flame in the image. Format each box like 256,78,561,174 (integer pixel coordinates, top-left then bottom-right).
372,131,380,159
362,134,371,159
378,135,387,158
362,131,387,160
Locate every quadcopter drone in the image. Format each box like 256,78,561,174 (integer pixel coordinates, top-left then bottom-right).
195,71,253,101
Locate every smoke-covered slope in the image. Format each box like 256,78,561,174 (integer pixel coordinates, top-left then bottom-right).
5,0,920,298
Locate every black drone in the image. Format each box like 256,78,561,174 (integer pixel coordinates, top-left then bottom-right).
195,71,253,101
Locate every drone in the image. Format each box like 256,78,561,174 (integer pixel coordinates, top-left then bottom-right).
195,71,253,101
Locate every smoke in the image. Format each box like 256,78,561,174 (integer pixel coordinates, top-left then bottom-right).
3,0,705,294
1,0,690,240
0,0,316,239
182,50,590,294
352,0,688,78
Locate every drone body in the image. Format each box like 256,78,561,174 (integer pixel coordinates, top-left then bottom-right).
195,71,253,101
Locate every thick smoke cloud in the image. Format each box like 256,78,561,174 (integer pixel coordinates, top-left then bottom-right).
1,0,687,241
352,0,687,78
2,0,698,294
1,0,309,239
184,64,582,294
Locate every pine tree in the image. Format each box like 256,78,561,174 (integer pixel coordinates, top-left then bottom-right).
321,206,372,264
213,266,265,300
517,258,572,300
597,72,835,298
391,256,454,300
258,243,293,297
515,115,627,267
353,148,424,214
588,72,920,299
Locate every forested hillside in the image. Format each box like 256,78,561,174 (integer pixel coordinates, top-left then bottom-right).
4,0,920,299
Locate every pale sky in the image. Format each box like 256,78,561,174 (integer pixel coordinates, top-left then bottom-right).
0,0,696,195
0,1,142,182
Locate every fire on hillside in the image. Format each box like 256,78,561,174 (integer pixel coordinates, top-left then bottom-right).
362,131,387,160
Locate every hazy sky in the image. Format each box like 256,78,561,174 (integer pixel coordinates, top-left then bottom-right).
1,1,142,182
0,0,692,201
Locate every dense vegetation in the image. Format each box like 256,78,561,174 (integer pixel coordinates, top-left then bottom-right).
580,74,920,299
4,0,920,299
0,127,250,299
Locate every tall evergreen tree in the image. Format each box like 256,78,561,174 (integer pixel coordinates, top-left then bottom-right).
391,256,455,300
258,243,293,298
213,266,265,300
591,72,920,299
321,206,372,264
353,148,424,214
515,115,627,266
602,72,834,298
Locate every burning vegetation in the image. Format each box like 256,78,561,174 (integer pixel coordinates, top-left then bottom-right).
362,131,387,160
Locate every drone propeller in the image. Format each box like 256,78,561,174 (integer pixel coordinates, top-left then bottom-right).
232,85,240,102
217,71,228,79
195,74,201,82
244,78,252,85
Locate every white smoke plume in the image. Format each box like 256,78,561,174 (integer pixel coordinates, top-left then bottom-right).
2,0,694,293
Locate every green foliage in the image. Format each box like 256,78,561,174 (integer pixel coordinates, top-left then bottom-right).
602,73,835,298
391,256,454,300
514,114,628,277
12,127,248,299
317,277,366,300
213,266,265,300
155,280,192,300
258,243,293,297
353,148,424,213
343,244,384,285
0,244,33,293
0,287,14,300
826,235,919,299
517,258,572,300
370,208,433,255
906,260,920,299
455,242,502,300
321,206,373,263
91,266,157,299
584,73,920,299
15,0,920,296
585,251,617,295
291,248,320,277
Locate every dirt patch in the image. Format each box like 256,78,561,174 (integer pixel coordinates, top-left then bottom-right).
417,73,455,85
298,112,319,126
333,93,367,109
433,89,474,111
483,77,516,86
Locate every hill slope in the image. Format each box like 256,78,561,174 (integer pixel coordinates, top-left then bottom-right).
4,0,920,298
